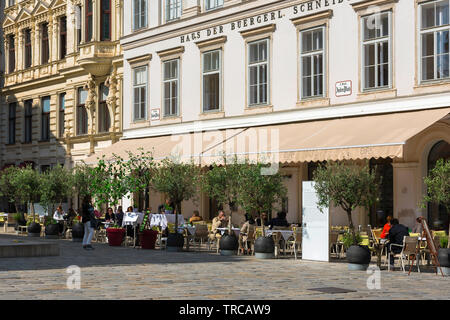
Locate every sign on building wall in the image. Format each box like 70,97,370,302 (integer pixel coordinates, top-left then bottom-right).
302,181,329,262
335,80,352,97
151,108,160,121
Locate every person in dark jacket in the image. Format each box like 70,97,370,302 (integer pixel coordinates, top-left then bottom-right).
81,196,95,250
268,211,290,229
387,218,409,266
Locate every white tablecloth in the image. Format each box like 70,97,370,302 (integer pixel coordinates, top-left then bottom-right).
148,214,185,230
217,227,241,237
265,230,293,241
178,226,196,235
122,212,144,226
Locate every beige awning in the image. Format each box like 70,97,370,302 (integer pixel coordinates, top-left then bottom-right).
84,108,450,165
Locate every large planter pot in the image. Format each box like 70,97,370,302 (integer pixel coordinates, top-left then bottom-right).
438,248,450,276
27,222,41,237
167,232,184,252
45,224,60,239
139,230,158,250
254,236,275,259
106,228,125,246
347,245,371,271
219,234,239,256
72,223,85,242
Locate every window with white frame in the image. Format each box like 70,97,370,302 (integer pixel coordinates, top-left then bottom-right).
420,0,450,81
163,59,179,116
361,11,391,90
77,88,88,135
202,50,221,112
248,39,269,106
133,66,147,121
205,0,223,11
165,0,182,22
300,27,325,99
133,0,148,30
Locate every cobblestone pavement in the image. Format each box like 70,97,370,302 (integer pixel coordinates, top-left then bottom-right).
0,233,449,300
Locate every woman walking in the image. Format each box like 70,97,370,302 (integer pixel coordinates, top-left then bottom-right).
82,196,95,250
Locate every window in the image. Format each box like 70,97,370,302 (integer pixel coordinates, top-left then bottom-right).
85,0,93,42
420,0,450,81
133,0,147,30
361,12,391,90
24,29,32,68
205,0,223,11
76,5,82,48
101,0,111,41
166,0,182,22
60,16,67,59
41,97,51,141
41,23,49,64
59,93,66,138
98,84,111,132
24,100,33,143
77,88,88,135
8,0,15,6
300,27,325,98
163,59,179,116
133,66,147,121
248,39,269,106
8,35,15,73
202,50,221,112
8,103,16,145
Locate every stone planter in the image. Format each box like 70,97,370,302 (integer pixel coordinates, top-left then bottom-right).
219,234,238,256
254,236,275,259
139,230,158,249
27,222,41,237
347,245,371,271
72,223,84,242
45,224,60,239
438,248,450,276
167,232,184,252
106,228,125,246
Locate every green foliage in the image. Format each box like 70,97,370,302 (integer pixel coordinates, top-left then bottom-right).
0,166,21,209
11,165,43,221
237,160,287,219
124,149,156,201
313,161,380,245
152,158,201,227
44,216,58,226
72,163,94,200
40,165,74,212
441,236,449,250
342,232,363,249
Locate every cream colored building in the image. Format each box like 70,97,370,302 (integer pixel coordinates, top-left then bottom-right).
91,0,448,231
0,0,123,181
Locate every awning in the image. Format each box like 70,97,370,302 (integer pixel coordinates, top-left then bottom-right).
84,108,450,165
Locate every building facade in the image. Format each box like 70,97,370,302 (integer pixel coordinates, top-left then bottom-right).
90,0,449,230
0,0,124,179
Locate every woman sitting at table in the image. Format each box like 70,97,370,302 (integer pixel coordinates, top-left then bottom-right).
239,213,255,255
255,212,269,227
189,210,203,224
105,207,116,223
115,206,124,227
380,215,393,239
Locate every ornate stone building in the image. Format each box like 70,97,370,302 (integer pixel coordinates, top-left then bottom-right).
0,0,123,173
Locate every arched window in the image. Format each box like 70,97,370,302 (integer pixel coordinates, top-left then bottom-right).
427,140,450,230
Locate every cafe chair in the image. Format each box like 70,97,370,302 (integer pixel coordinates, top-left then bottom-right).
388,236,421,273
272,232,283,258
287,229,302,260
192,224,209,251
329,231,341,258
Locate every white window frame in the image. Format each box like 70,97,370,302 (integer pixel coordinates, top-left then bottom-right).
202,49,222,112
133,0,148,31
165,0,182,22
419,0,450,83
204,0,223,12
361,11,392,91
162,59,180,117
247,38,270,107
133,66,148,121
299,26,326,99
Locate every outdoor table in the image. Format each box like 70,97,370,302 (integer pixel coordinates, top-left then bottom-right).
177,225,196,251
217,227,240,237
122,212,144,248
148,214,185,230
265,229,294,241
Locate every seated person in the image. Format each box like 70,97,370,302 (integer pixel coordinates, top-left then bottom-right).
380,215,393,239
209,211,228,241
189,210,203,223
239,213,255,254
412,217,423,235
387,218,410,267
255,212,270,227
105,207,116,222
268,211,290,229
115,206,124,227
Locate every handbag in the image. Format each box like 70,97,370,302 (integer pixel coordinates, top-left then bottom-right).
88,207,99,229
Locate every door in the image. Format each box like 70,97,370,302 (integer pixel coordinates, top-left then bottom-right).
302,181,329,262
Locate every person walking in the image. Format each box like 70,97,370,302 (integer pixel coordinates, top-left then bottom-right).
81,197,95,250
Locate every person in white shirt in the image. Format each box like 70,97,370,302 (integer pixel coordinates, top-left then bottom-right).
53,206,65,234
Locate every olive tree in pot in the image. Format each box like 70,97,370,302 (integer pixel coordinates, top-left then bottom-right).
422,158,450,275
71,218,85,242
12,165,43,237
202,157,242,255
313,161,380,270
152,158,201,252
44,217,60,239
238,161,287,259
0,167,26,230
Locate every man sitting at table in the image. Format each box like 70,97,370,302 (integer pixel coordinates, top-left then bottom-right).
209,211,228,241
189,210,203,224
387,218,410,268
268,211,290,229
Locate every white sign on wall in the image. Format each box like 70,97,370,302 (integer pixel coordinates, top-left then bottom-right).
302,181,329,262
151,108,160,121
335,80,352,97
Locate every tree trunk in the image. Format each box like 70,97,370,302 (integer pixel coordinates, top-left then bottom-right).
346,208,357,245
31,202,36,223
175,202,181,231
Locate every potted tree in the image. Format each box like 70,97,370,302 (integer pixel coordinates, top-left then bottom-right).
12,165,43,237
152,158,201,252
138,212,158,249
238,161,287,259
313,161,380,271
44,216,60,239
71,216,85,242
422,158,449,275
106,224,126,246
